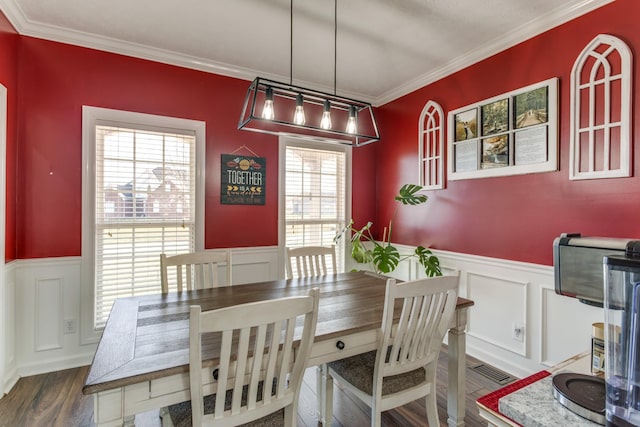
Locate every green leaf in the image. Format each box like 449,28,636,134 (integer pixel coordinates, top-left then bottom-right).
394,184,428,206
372,245,400,273
415,246,442,277
351,239,373,264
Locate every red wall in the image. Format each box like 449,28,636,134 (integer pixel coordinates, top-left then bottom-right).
8,1,640,265
374,0,640,266
16,38,286,258
0,12,18,261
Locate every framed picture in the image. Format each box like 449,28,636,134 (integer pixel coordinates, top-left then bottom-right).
481,135,509,169
481,98,508,136
447,77,558,181
514,86,548,129
454,109,477,142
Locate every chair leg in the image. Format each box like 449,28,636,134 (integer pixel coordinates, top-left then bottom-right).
370,407,382,427
425,390,439,426
159,406,173,427
317,364,333,426
284,405,294,427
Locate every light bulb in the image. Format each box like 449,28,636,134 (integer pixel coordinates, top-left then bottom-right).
293,94,305,125
262,87,275,120
320,100,332,129
346,106,357,134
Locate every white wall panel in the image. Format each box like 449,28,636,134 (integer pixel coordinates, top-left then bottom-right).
2,262,17,395
34,278,63,352
466,272,528,357
390,245,603,378
540,284,603,366
6,246,280,385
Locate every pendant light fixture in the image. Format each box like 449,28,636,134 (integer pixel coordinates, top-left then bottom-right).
238,0,379,147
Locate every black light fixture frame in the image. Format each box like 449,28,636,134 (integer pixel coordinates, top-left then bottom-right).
238,77,380,147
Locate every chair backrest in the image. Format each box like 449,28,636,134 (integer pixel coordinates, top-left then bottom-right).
160,251,232,293
285,245,336,279
188,287,319,426
375,275,459,382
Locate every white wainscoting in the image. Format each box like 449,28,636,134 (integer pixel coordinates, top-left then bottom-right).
2,244,603,397
370,245,604,378
3,246,280,385
2,262,16,395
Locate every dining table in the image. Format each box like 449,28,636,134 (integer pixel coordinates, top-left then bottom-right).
83,271,474,427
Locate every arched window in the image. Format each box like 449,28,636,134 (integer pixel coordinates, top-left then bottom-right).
570,34,632,180
419,101,444,189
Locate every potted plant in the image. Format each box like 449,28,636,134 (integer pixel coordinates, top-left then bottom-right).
335,184,441,277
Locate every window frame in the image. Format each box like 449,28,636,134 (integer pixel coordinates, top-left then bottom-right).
278,136,352,279
81,106,205,343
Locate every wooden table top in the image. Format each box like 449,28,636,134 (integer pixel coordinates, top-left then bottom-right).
83,271,473,395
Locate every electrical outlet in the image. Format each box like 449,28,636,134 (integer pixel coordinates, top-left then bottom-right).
512,322,524,342
64,318,77,334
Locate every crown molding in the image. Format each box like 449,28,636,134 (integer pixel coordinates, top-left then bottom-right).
0,0,613,107
372,0,614,106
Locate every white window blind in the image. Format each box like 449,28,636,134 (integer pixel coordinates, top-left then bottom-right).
284,145,346,274
93,124,196,327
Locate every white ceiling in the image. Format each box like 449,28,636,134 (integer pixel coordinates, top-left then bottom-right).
0,0,612,105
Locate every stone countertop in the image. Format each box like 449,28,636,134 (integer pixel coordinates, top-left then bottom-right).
498,375,601,427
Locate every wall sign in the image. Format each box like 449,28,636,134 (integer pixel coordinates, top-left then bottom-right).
221,154,266,205
447,77,558,180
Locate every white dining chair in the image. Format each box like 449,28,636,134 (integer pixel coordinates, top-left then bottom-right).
160,251,232,293
285,245,336,279
326,275,459,426
164,287,320,427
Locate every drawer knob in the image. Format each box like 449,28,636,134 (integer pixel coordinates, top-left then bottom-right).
336,340,345,350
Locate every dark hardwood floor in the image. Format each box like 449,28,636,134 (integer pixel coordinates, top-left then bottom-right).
0,346,505,427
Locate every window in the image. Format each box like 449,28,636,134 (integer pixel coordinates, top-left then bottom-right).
419,101,444,189
82,107,204,334
570,34,632,180
280,138,350,275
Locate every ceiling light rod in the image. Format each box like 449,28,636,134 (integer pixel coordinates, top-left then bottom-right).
238,77,380,146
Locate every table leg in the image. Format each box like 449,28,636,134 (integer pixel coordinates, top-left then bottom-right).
316,364,333,426
447,308,469,427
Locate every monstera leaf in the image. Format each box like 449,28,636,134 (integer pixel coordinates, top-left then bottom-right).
394,184,428,205
415,246,441,277
372,244,400,273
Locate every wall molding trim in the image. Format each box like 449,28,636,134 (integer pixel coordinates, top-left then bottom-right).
2,244,603,392
0,0,614,106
